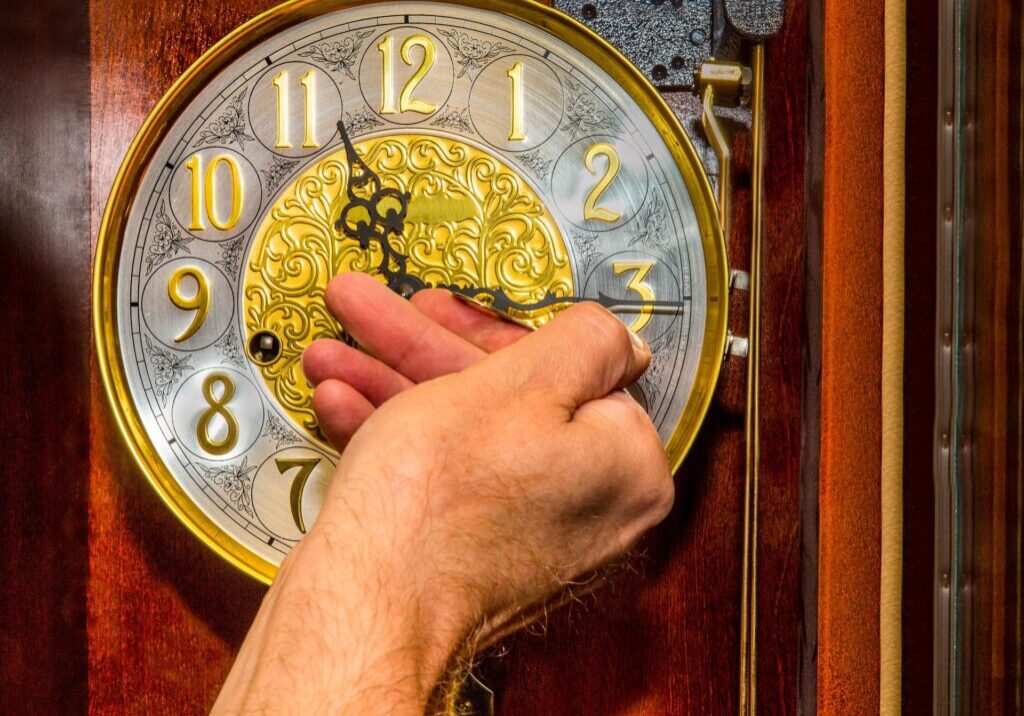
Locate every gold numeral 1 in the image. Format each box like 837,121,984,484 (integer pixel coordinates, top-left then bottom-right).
276,457,322,533
186,153,243,232
273,69,319,149
197,373,239,455
507,60,525,141
613,260,657,333
379,34,437,115
167,266,210,342
583,143,622,223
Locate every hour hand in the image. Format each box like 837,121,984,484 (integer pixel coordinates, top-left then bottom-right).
441,284,691,319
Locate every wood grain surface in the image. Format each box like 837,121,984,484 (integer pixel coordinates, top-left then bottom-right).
0,1,91,713
83,1,807,713
817,0,885,712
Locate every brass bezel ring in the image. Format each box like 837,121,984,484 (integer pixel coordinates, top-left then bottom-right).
93,0,729,585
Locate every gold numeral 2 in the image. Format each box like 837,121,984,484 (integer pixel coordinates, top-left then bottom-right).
613,260,657,333
379,34,437,115
167,265,210,342
197,373,239,455
276,457,322,533
186,153,243,232
583,143,622,223
273,69,318,149
507,60,525,141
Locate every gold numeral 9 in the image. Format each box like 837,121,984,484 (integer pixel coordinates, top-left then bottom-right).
613,260,657,333
197,372,239,455
507,60,525,141
273,69,318,149
167,266,210,342
276,457,322,533
379,34,437,115
583,143,622,223
186,153,244,232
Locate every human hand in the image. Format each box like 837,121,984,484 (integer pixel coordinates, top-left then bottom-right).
214,274,674,715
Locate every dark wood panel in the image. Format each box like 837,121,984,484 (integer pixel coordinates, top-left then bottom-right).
88,1,273,712
0,1,91,712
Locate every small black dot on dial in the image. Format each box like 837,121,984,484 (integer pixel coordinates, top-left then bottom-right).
652,64,668,81
671,56,686,70
582,3,597,20
248,330,282,365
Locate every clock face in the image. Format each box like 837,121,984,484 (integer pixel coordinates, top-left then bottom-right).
94,0,727,582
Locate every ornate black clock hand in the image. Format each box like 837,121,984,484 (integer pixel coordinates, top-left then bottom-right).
333,119,425,297
441,283,691,318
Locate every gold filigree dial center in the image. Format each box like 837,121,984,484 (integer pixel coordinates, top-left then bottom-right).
243,133,574,444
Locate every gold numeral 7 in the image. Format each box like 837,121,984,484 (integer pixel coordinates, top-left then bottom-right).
276,457,322,533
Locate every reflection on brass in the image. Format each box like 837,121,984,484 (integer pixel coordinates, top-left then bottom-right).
244,134,572,444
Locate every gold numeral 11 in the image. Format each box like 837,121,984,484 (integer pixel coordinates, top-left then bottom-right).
273,69,318,149
507,61,525,141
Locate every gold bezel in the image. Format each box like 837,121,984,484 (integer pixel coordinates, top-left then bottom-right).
93,0,729,585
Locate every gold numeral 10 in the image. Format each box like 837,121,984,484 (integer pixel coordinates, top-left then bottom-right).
507,61,525,141
186,153,243,232
167,266,210,342
276,457,322,533
273,69,318,149
197,373,239,455
583,143,622,223
379,34,437,115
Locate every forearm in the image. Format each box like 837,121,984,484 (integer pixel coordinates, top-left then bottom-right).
212,502,465,715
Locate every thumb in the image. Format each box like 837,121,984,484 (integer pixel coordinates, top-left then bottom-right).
478,302,651,409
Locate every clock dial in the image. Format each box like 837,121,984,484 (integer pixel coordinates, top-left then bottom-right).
94,0,727,582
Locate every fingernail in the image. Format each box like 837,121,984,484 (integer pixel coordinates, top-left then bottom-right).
628,328,650,357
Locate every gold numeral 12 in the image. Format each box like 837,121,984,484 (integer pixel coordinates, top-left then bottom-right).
273,69,318,149
507,61,525,141
379,34,437,115
186,153,243,232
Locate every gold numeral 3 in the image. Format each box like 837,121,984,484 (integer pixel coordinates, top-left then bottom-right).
613,260,657,333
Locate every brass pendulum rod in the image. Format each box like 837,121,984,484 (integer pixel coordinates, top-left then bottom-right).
738,42,766,716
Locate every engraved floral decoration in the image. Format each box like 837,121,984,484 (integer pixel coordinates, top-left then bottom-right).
628,201,669,250
217,236,247,276
143,335,193,405
243,135,573,442
519,150,553,181
214,331,246,369
344,108,385,136
264,413,301,449
194,87,255,148
197,458,256,516
145,202,192,274
438,29,513,78
430,107,472,134
572,230,602,274
298,30,373,80
561,79,618,140
262,156,300,194
638,331,674,408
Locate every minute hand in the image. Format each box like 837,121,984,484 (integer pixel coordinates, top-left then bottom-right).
441,284,690,317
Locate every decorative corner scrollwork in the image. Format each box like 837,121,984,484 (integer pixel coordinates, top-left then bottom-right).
519,149,553,181
216,236,247,277
143,335,193,405
264,413,301,449
561,79,619,140
297,30,374,81
193,87,255,149
214,331,246,369
438,29,514,78
261,155,300,194
430,107,473,134
572,230,602,273
145,201,193,274
628,202,669,250
344,108,385,136
196,458,257,516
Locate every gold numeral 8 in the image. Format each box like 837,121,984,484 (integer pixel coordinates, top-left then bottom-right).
167,266,210,342
197,372,239,455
